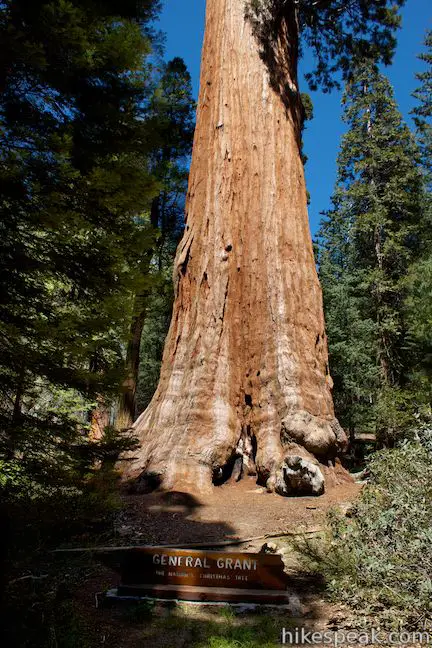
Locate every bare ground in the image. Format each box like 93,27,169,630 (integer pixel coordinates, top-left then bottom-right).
114,475,362,549
44,475,364,648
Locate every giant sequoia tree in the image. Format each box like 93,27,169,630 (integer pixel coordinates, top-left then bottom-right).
124,0,406,493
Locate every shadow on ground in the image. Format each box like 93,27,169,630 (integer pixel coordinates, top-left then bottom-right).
3,487,343,647
115,489,238,546
68,491,330,648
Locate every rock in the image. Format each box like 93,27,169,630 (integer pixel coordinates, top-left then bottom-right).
259,541,278,554
286,591,304,617
351,468,370,482
275,455,325,496
337,501,354,517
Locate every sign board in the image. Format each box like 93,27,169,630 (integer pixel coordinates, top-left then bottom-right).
111,547,290,604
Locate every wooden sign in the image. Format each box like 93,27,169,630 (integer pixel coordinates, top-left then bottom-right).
113,547,290,604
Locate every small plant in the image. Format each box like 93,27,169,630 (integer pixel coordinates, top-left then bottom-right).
219,605,237,622
127,599,156,622
296,443,432,631
195,614,280,648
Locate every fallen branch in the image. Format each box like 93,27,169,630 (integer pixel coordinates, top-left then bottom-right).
9,574,49,585
52,527,323,553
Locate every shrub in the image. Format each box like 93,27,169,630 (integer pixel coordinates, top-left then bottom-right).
297,443,432,630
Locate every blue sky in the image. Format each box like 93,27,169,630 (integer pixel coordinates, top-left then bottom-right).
157,0,431,236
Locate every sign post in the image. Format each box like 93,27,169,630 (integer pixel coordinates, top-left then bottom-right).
104,547,290,604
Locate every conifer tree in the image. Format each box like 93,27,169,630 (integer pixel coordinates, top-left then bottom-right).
412,29,432,184
118,58,195,427
405,29,432,389
318,63,426,442
0,0,162,482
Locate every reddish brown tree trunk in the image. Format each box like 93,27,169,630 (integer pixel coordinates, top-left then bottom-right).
89,395,110,441
117,296,148,429
123,0,347,493
117,214,156,429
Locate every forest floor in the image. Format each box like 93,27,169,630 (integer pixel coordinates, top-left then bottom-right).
6,474,366,647
2,474,368,648
115,474,361,547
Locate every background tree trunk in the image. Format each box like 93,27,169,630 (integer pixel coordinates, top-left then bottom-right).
89,395,110,441
117,210,157,429
117,294,149,429
123,0,347,492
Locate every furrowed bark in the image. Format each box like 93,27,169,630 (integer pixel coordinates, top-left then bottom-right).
122,0,347,493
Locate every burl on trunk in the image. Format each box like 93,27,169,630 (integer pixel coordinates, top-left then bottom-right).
122,0,348,494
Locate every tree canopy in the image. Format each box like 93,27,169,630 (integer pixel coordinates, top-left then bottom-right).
317,62,429,442
0,0,170,487
245,0,406,91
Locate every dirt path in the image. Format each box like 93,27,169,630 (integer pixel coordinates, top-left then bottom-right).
114,475,362,548
54,477,363,647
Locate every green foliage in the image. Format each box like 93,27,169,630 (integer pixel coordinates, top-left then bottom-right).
406,30,432,395
244,0,405,92
189,611,280,648
318,211,380,434
411,29,432,185
0,27,196,648
317,63,429,442
0,23,197,626
135,58,195,415
147,56,195,275
0,0,164,448
297,443,432,630
148,56,195,260
404,255,432,381
0,0,200,514
0,422,137,505
126,598,156,622
137,286,174,411
300,92,314,165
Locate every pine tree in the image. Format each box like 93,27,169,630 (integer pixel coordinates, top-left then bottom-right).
0,0,161,483
412,29,432,184
318,63,427,443
117,57,195,428
405,30,432,390
317,200,379,437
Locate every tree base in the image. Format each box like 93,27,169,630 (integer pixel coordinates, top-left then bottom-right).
127,461,215,496
273,455,325,496
121,411,349,497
